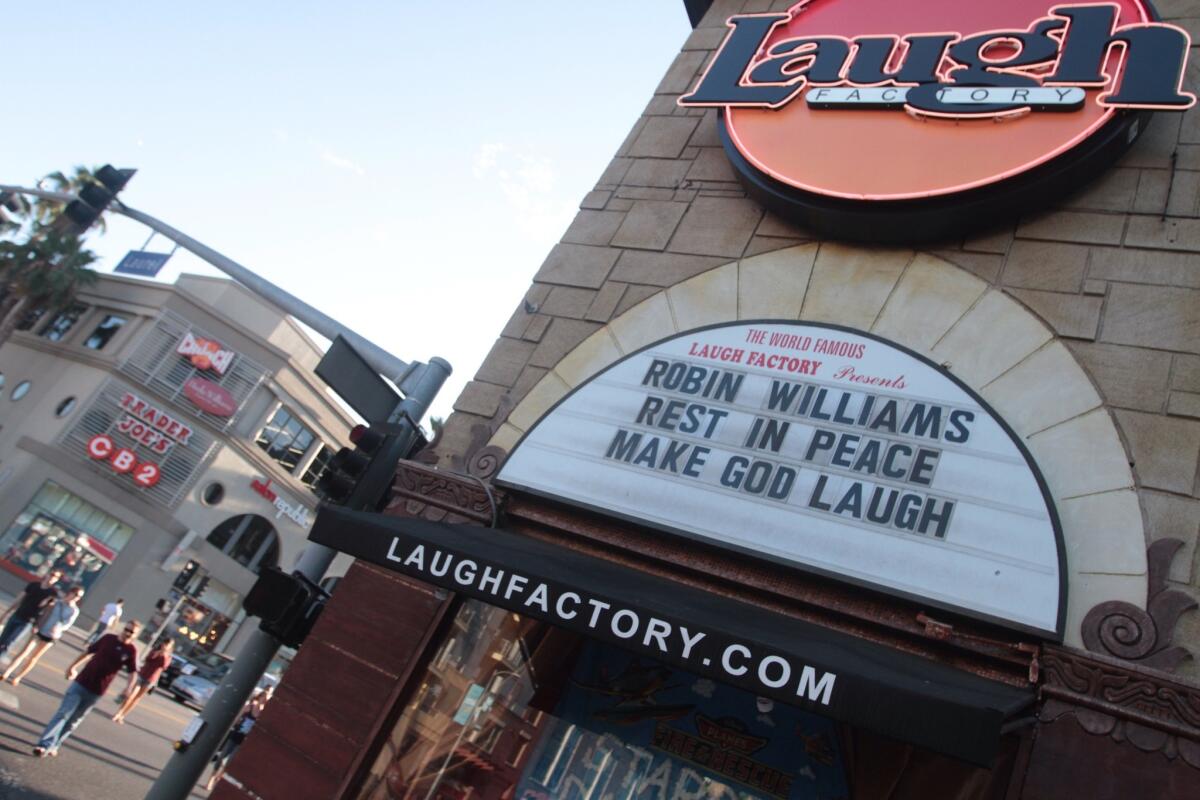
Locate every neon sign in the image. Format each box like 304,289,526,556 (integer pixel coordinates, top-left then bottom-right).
677,0,1194,240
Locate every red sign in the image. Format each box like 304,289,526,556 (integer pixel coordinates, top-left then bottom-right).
120,392,193,445
678,0,1194,239
76,534,116,562
117,416,175,455
85,434,161,488
176,332,235,376
183,377,238,417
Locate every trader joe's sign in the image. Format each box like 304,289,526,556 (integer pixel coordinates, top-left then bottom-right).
497,322,1065,637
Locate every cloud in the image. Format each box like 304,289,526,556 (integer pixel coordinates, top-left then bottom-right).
321,150,366,176
473,143,506,179
471,142,574,242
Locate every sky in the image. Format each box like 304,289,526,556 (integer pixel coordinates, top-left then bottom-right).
1,2,693,423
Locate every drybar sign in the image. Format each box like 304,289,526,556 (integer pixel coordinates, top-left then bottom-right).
497,322,1065,637
678,0,1194,240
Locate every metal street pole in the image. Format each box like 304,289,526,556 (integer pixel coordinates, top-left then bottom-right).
0,184,438,395
145,360,448,800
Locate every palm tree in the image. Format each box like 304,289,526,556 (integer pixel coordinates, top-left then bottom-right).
0,190,31,240
0,165,108,348
0,226,99,347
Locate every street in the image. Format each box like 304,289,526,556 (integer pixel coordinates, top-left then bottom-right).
0,627,210,800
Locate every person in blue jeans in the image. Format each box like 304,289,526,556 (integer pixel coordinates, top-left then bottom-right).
0,570,62,655
33,620,141,757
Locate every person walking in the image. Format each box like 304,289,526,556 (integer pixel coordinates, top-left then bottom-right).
0,570,62,657
86,597,123,646
2,586,84,686
205,686,272,791
32,620,141,757
111,638,173,723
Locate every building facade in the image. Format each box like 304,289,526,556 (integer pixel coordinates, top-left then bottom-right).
219,1,1200,798
0,272,355,656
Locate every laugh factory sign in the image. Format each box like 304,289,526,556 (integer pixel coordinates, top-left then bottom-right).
678,0,1194,240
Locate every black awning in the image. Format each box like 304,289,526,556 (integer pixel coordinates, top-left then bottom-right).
310,506,1033,766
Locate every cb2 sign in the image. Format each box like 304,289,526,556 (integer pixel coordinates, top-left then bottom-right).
86,434,162,488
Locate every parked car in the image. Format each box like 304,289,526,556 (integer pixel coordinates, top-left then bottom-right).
165,651,235,709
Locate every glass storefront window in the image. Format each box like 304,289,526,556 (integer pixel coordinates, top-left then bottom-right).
255,406,326,477
15,306,47,332
40,303,89,342
206,514,279,573
0,482,134,590
83,313,128,350
300,444,334,492
356,600,848,800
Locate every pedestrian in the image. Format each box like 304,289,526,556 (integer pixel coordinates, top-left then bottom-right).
32,620,141,757
0,570,62,657
86,597,123,646
2,586,84,686
112,638,173,723
205,686,271,791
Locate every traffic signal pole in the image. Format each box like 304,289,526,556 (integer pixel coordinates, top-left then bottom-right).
0,183,437,395
144,357,447,799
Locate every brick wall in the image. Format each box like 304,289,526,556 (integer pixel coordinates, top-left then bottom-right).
431,0,1200,678
214,562,450,799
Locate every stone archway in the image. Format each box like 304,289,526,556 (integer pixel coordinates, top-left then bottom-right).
489,243,1147,648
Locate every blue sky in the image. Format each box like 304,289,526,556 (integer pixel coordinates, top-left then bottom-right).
1,2,692,421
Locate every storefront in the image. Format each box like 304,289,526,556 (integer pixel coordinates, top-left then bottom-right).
217,1,1200,798
0,481,132,591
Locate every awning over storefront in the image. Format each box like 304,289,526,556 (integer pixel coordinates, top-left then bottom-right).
310,506,1034,767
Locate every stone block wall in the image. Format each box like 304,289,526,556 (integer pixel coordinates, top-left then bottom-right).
431,0,1200,678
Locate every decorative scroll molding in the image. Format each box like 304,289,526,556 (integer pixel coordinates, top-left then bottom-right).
1041,645,1200,768
468,445,506,480
385,460,497,525
1080,539,1197,672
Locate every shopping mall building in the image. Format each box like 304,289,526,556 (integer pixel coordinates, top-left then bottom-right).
219,1,1200,798
0,272,355,656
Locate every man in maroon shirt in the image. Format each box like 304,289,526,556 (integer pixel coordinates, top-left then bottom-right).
33,620,141,757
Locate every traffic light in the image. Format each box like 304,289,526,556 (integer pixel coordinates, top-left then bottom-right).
173,559,200,590
316,423,421,509
193,575,210,600
243,567,327,648
62,164,136,231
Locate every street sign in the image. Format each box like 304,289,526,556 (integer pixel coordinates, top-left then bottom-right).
114,249,172,277
316,335,401,424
